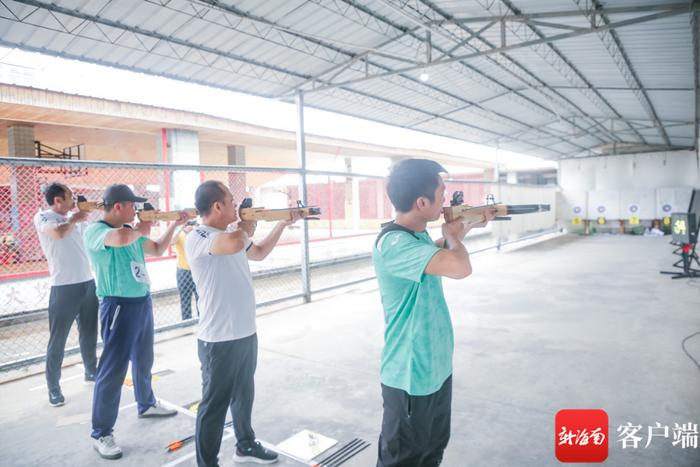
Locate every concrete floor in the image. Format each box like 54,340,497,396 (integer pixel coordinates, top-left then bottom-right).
0,234,698,467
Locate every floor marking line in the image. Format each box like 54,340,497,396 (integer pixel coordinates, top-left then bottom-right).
29,363,87,391
161,432,236,467
118,402,137,412
29,373,83,391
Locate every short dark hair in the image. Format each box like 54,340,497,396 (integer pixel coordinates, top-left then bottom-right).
195,180,227,216
386,159,447,213
43,182,68,206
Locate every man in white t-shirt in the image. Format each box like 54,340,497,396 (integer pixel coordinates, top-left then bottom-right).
186,180,299,466
33,182,98,407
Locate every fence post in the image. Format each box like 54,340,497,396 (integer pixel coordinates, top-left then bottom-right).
495,143,502,251
327,175,334,239
161,128,172,256
296,91,311,303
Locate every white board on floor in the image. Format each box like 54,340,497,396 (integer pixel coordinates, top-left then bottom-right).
276,430,337,461
587,190,620,219
619,189,655,219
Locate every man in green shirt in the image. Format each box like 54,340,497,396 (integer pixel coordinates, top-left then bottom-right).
84,184,188,460
372,159,496,467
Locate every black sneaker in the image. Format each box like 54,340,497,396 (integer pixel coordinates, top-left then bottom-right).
84,373,96,386
49,388,65,407
233,440,278,464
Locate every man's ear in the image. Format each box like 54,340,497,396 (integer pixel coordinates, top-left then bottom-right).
416,197,427,210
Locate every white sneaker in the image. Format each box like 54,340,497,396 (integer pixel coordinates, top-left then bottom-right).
94,435,123,459
138,400,178,418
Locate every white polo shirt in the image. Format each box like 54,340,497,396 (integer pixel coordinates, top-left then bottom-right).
185,224,256,342
33,209,93,287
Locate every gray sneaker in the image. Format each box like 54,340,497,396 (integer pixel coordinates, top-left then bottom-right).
138,400,178,418
94,435,123,459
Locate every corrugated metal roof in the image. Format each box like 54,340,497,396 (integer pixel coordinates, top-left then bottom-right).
0,0,696,159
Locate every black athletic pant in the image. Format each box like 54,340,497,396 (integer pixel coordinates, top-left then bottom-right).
196,333,257,467
45,279,98,391
377,375,452,467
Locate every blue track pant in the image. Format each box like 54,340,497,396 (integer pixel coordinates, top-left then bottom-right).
91,295,156,439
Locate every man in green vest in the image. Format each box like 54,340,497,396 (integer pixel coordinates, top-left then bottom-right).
85,184,189,460
372,159,496,467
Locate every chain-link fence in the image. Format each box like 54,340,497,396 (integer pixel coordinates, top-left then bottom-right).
0,157,557,371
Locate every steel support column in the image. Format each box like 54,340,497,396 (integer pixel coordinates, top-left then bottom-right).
296,91,311,303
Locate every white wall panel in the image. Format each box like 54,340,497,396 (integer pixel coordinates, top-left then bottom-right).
656,187,693,218
559,151,699,222
587,190,620,219
557,190,587,221
619,189,656,219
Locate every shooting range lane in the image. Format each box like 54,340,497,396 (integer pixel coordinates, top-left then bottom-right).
0,234,698,466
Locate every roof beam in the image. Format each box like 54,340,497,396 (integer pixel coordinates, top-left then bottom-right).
5,0,497,145
548,86,695,92
563,145,695,159
244,0,584,151
524,20,587,32
325,88,567,156
372,0,587,142
328,87,505,139
4,0,509,150
588,117,693,126
404,86,551,130
324,0,604,149
293,33,411,91
9,0,311,81
487,119,604,145
439,21,497,58
299,7,686,91
0,38,298,102
6,0,687,159
190,0,419,68
427,3,692,25
190,0,565,147
189,0,417,74
189,1,580,154
302,0,633,148
571,0,671,146
481,0,650,145
415,0,618,144
272,0,620,151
